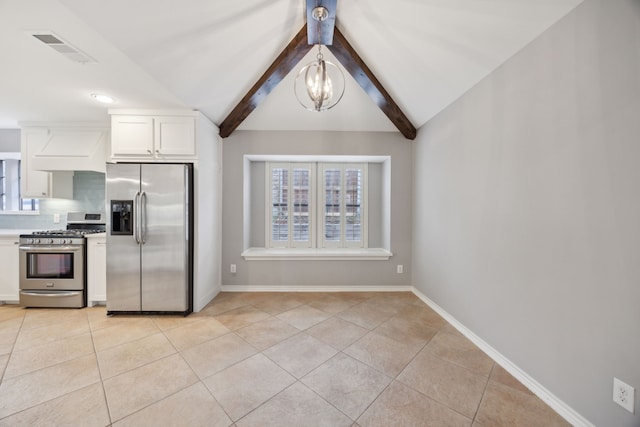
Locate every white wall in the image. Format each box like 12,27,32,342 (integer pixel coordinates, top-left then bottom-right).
222,130,412,289
412,1,640,426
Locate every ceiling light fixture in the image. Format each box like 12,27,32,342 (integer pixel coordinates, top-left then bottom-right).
294,6,345,112
90,93,115,104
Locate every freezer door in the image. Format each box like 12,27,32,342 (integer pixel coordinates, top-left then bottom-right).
140,163,192,312
106,163,142,312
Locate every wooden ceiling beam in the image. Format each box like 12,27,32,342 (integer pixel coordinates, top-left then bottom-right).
219,25,312,138
306,0,337,45
328,27,417,140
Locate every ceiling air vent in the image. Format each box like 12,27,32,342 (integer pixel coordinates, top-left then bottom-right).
31,32,96,64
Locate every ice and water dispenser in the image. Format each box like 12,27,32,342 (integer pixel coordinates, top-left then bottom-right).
110,200,133,235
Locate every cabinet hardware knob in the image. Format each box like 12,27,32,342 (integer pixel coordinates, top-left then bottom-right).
147,149,152,154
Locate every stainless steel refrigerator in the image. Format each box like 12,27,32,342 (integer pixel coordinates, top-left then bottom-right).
106,163,193,315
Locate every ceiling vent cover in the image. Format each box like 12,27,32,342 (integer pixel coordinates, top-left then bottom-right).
31,32,96,64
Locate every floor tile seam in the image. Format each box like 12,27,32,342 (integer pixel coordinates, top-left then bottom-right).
86,311,115,426
12,327,93,354
352,379,396,425
0,380,105,424
393,339,490,420
299,351,394,421
367,321,436,351
0,345,101,387
92,326,171,353
18,315,89,333
229,380,296,425
105,375,202,425
0,314,24,382
198,377,237,423
178,337,258,382
9,330,95,357
392,376,476,423
3,344,98,381
163,328,235,353
97,345,181,381
471,362,497,424
297,374,361,422
420,344,494,380
334,347,395,383
254,331,310,379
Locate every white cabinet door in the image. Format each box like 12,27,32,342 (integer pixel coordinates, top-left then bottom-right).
0,237,20,302
21,128,51,198
155,116,196,157
87,237,107,305
110,113,197,160
111,116,154,157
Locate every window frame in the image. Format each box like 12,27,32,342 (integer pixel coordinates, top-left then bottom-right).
243,155,392,261
265,161,368,250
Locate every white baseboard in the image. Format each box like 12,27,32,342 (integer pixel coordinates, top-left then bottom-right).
220,285,413,293
411,287,594,427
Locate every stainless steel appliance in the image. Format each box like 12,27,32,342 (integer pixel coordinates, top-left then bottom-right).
106,163,193,315
19,212,106,308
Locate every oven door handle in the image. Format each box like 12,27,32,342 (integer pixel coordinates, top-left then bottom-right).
19,246,82,252
20,291,81,297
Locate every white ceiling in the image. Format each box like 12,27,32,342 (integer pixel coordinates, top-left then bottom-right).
0,0,582,135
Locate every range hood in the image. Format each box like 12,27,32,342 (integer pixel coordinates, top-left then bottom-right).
30,126,108,173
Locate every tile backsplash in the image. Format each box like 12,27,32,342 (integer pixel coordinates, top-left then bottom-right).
0,171,105,230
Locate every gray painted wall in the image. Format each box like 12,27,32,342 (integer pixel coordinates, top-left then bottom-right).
412,1,639,426
222,130,412,288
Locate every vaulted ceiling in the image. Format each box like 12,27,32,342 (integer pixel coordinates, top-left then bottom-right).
0,0,582,135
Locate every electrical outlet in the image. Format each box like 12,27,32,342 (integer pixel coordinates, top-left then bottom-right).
53,213,60,223
230,264,237,274
613,377,635,413
397,265,403,274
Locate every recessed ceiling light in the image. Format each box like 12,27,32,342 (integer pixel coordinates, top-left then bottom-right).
90,93,115,104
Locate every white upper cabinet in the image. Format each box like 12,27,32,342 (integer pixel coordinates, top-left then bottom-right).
31,126,108,173
20,127,74,199
110,111,197,160
21,127,50,198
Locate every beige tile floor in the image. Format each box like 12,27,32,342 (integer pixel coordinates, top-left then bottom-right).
0,292,570,426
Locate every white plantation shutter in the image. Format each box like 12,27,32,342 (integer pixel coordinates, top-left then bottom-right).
267,163,314,248
320,163,367,248
266,162,367,250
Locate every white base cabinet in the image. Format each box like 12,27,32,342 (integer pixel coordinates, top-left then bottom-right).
0,236,20,302
87,235,107,306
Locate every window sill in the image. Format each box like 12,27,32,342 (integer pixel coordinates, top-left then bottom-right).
241,247,393,261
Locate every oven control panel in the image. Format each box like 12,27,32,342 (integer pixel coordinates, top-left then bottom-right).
20,237,85,246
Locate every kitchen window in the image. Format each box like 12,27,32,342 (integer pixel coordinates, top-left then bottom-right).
0,158,39,213
242,155,391,261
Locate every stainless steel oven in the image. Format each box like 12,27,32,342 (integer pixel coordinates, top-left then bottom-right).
19,236,86,308
18,212,105,308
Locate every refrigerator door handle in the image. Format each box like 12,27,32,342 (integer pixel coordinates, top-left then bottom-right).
141,191,147,244
134,191,141,244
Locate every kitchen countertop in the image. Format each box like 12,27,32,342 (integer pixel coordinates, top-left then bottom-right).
85,232,106,239
0,229,39,237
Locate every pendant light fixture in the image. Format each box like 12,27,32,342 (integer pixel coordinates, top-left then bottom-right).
294,6,345,112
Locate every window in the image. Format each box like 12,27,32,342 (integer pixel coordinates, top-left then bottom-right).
267,162,367,249
268,163,315,248
320,163,366,248
0,158,39,212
